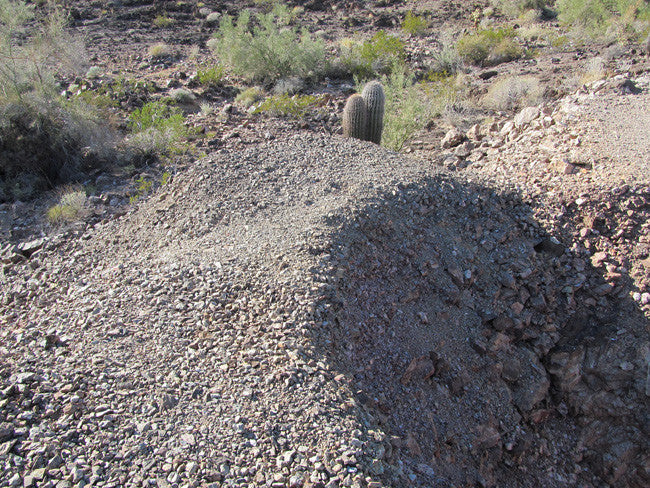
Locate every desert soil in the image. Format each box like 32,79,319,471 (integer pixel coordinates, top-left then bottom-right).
1,2,649,488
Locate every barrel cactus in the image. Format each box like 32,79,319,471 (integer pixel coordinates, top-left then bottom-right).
342,94,368,141
361,81,385,145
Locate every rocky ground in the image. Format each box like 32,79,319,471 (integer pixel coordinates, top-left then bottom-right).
1,1,649,488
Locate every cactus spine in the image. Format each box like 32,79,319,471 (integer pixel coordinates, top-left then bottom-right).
342,94,368,141
361,81,385,145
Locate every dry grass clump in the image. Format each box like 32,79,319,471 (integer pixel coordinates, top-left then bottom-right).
148,42,172,59
235,87,265,108
579,56,606,85
47,187,86,224
482,75,543,111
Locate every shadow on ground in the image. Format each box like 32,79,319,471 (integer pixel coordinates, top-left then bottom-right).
310,176,649,488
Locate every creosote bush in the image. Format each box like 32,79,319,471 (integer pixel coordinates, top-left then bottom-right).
207,3,326,82
378,64,431,152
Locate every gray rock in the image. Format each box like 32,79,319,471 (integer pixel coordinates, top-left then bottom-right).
441,128,465,149
514,106,540,128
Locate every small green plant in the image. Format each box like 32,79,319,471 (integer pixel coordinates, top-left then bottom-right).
340,31,405,79
153,15,174,28
377,64,431,152
128,101,184,133
127,101,187,155
457,27,523,66
47,188,86,224
252,93,323,118
402,11,428,36
207,3,326,82
197,65,226,87
129,176,153,204
160,170,171,186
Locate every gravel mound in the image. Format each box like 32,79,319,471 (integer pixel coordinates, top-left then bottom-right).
1,124,648,488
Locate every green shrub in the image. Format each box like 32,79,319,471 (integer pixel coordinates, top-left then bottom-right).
127,101,186,155
377,64,431,152
556,0,650,39
457,27,523,66
207,3,326,82
402,11,428,36
340,31,405,79
197,65,226,87
252,93,323,118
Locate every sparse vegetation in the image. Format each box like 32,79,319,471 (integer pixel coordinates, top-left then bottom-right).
556,0,650,39
340,31,405,79
0,0,113,200
207,3,326,82
402,11,428,36
457,27,523,66
252,93,324,118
